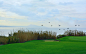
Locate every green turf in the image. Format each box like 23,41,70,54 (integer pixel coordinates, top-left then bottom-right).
58,36,86,42
0,36,86,54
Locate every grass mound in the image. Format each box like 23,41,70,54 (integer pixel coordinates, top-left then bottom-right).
58,36,86,42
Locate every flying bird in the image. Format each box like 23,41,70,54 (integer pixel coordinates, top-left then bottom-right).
59,25,61,26
78,25,80,26
67,28,69,29
75,25,77,26
41,25,43,26
49,22,50,23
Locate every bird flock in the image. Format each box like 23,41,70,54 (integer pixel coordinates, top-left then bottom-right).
41,22,80,30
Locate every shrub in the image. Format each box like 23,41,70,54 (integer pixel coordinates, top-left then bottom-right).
62,35,66,37
57,34,66,39
13,30,56,42
0,36,8,44
57,35,62,39
64,30,86,36
0,30,57,45
7,36,19,44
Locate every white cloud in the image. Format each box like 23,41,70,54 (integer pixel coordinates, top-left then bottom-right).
0,0,86,28
0,20,6,22
59,9,86,18
0,0,32,6
36,12,47,16
47,0,82,4
0,8,28,19
27,0,86,19
0,20,29,26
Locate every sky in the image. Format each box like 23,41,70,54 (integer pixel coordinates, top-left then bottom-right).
0,0,86,28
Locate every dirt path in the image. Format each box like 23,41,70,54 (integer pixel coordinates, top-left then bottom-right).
44,40,59,42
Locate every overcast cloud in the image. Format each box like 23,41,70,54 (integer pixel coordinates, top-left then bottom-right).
0,0,86,28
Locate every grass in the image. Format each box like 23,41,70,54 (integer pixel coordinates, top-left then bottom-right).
58,36,86,42
0,36,86,54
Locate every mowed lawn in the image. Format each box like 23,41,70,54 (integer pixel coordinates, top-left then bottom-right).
0,36,86,54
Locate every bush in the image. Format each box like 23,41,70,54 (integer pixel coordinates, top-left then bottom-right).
13,30,56,42
7,37,19,44
64,30,86,36
0,30,57,45
57,35,62,39
62,35,66,37
0,36,8,44
57,34,66,39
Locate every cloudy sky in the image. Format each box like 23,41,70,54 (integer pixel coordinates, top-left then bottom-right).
0,0,86,28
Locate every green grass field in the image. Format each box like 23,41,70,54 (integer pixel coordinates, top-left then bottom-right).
0,36,86,54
